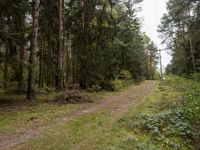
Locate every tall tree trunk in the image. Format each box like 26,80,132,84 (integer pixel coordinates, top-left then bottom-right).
3,48,8,90
79,0,87,88
55,0,63,89
18,37,25,93
17,2,26,93
27,0,40,100
39,37,43,88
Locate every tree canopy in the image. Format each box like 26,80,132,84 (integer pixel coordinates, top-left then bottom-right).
0,0,159,100
159,0,200,75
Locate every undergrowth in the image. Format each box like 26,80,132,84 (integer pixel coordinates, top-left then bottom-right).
121,75,200,149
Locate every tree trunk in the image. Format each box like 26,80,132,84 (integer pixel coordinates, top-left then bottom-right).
55,0,63,89
39,37,43,88
3,48,8,90
17,39,25,93
17,2,26,93
79,0,87,88
27,0,40,100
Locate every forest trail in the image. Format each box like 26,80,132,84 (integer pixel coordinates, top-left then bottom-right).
0,81,158,150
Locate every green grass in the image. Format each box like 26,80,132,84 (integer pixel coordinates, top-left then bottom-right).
1,80,192,150
88,83,189,150
0,83,136,137
127,83,180,114
104,83,190,150
0,89,77,136
9,82,188,150
15,111,112,150
0,102,73,134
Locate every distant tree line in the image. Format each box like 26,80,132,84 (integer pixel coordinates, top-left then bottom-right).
159,0,200,75
0,0,158,100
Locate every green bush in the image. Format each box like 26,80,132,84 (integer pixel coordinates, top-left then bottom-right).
163,75,200,146
88,84,102,92
191,73,200,82
100,70,134,91
154,71,161,80
100,79,133,91
117,69,132,80
130,109,193,139
129,109,193,149
126,75,200,149
111,79,124,91
100,81,114,91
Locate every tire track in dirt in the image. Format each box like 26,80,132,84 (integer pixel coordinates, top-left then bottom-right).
0,81,158,150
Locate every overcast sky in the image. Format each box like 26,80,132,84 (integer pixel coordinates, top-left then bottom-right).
138,0,172,68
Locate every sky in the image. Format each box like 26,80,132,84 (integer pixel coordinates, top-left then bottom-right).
138,0,172,69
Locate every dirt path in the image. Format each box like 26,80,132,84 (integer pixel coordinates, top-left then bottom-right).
0,81,158,150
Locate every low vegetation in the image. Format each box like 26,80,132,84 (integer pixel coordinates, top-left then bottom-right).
25,75,196,150
0,80,137,145
114,76,200,149
56,90,93,103
1,76,198,150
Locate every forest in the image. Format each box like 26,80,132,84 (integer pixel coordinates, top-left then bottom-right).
160,0,200,75
0,0,159,100
0,0,199,149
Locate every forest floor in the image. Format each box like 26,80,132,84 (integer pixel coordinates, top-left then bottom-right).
0,81,158,150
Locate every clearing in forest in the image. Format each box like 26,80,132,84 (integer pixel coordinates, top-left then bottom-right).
0,81,157,150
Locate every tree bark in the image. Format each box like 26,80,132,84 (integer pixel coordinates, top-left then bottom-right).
27,0,40,100
56,0,63,89
3,48,8,90
17,2,26,93
18,37,25,93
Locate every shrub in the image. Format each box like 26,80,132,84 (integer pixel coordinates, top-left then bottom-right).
162,75,200,148
128,109,193,149
191,73,200,82
100,81,115,91
100,79,133,91
130,109,193,139
117,69,132,80
99,70,133,91
88,84,102,92
126,76,200,149
111,79,124,91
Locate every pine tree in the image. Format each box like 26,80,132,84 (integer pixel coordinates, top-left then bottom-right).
27,0,40,100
